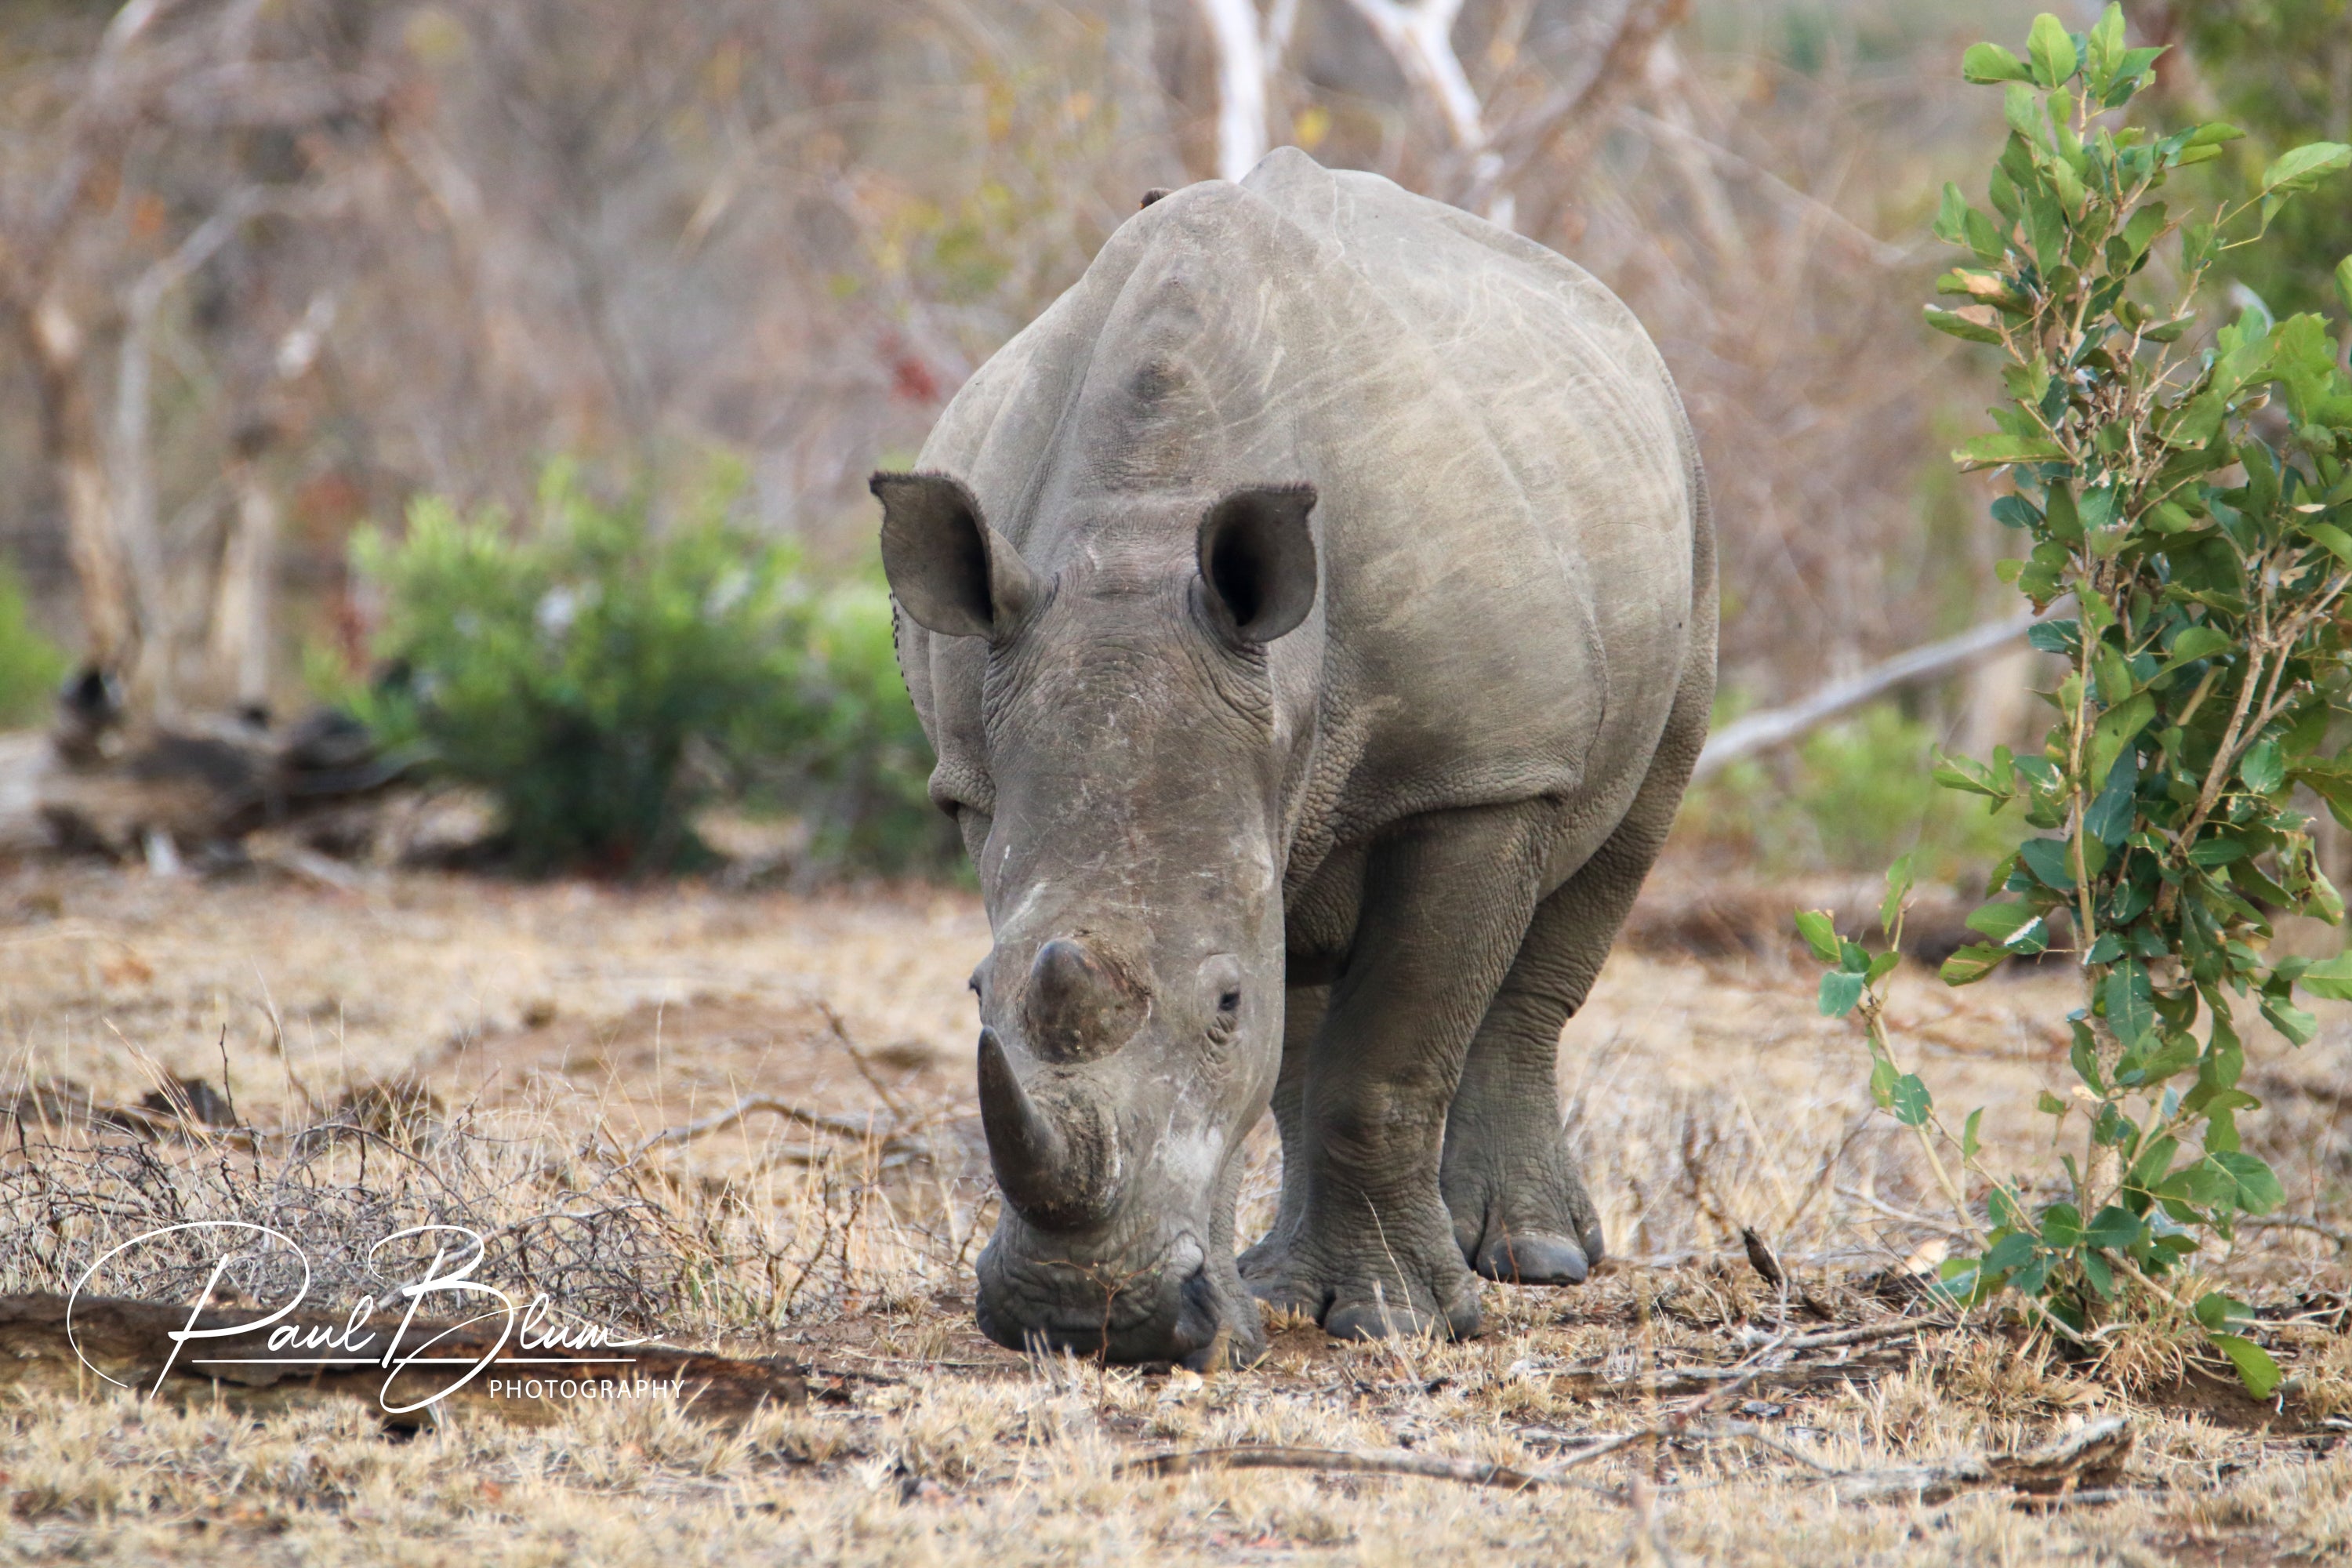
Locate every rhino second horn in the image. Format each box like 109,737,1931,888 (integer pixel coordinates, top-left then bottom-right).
977,1027,1120,1230
1022,937,1144,1061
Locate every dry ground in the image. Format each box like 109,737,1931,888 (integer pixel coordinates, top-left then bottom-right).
4,859,2352,1565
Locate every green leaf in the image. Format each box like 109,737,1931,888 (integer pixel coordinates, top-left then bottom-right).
1962,1107,1983,1159
2089,693,2157,788
1935,752,2013,800
1983,1229,2039,1272
2038,1089,2069,1116
1940,943,2012,986
2241,739,2285,796
1868,1054,1897,1108
2085,4,2123,82
1965,901,2039,942
1882,853,1916,931
2211,1150,2286,1214
2161,626,2231,669
1924,304,2009,346
2194,1292,2253,1330
1795,909,1842,965
1962,42,2033,85
2019,837,2078,892
2337,255,2352,320
2184,122,2245,150
2108,45,2165,98
2082,1203,2144,1250
1952,431,2066,468
2296,953,2352,1000
1890,1073,1932,1127
2209,1333,2283,1399
2080,1247,2118,1299
2260,141,2352,194
2027,13,2077,87
2083,757,2138,846
2261,995,2318,1047
2107,959,2155,1045
2040,1203,2084,1247
2306,522,2352,565
1819,970,1866,1018
1933,183,1972,244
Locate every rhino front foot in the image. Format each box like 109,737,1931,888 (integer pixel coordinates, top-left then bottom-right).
1239,1219,1484,1342
1443,1146,1607,1287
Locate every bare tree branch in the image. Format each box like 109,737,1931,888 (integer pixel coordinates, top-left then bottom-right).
1694,609,2056,781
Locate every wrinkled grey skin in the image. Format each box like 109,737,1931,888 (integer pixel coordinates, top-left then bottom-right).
875,149,1715,1367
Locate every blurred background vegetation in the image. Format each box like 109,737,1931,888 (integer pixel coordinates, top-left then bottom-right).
0,0,2343,880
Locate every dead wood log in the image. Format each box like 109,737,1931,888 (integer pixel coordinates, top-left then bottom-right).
1693,608,2054,782
5,687,414,862
0,1292,806,1427
1120,1446,1542,1490
1807,1416,2136,1504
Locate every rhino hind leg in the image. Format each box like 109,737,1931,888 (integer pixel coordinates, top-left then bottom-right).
1439,875,1623,1287
1443,666,1711,1286
1241,800,1557,1342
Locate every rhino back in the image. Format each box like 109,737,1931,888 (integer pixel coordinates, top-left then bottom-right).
901,148,1705,869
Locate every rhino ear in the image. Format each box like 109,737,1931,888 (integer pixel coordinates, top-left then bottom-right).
1198,483,1317,644
872,471,1038,639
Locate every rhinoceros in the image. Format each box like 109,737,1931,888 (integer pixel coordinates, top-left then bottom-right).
873,147,1715,1367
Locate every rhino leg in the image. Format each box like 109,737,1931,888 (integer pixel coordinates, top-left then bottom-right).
1242,800,1554,1342
1443,668,1710,1285
1238,982,1326,1286
1438,882,1617,1287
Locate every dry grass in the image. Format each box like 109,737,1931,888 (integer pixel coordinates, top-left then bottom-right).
4,858,2352,1564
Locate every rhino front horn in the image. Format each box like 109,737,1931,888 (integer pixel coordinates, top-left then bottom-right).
977,1027,1120,1230
1022,937,1144,1061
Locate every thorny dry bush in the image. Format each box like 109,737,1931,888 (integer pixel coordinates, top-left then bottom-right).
0,1083,1000,1349
5,867,2352,1563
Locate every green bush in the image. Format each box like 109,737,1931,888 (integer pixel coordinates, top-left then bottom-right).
0,559,67,727
341,463,956,877
2165,0,2352,325
1810,8,2352,1396
1679,702,2020,883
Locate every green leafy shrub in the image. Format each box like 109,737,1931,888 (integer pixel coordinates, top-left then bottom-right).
0,559,67,727
1679,702,2020,883
1809,8,2352,1396
2163,0,2352,325
343,463,956,877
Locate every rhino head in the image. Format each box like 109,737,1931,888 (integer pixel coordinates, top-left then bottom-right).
874,470,1316,1367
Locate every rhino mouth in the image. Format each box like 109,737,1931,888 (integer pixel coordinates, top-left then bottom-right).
975,1230,1236,1366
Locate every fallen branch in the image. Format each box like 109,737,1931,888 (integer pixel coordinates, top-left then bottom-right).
1806,1416,2136,1504
2239,1214,2352,1252
1736,1319,1954,1354
1123,1416,2136,1507
1119,1445,1540,1490
0,1292,807,1427
1693,608,2053,781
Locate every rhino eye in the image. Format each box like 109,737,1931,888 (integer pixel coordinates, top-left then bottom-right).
1217,989,1240,1014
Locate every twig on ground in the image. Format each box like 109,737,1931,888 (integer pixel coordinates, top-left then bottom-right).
1735,1319,1954,1354
628,1096,917,1161
1117,1446,1542,1489
2240,1215,2352,1252
814,1001,910,1123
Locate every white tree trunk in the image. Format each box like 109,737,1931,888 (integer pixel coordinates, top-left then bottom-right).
209,459,278,713
1341,0,1512,227
1194,0,1301,183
